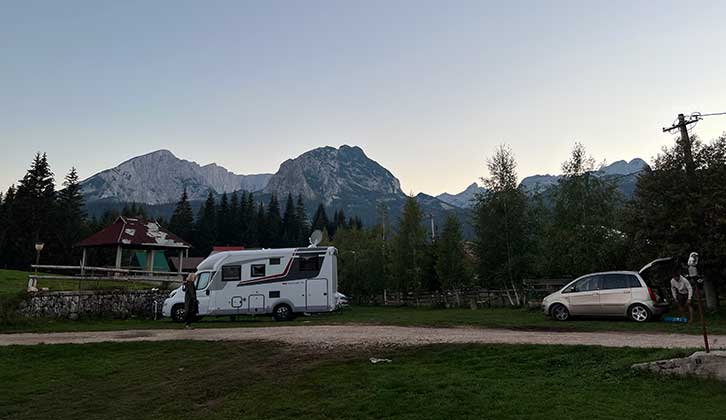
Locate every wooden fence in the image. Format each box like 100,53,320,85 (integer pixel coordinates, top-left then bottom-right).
27,264,188,292
382,278,571,309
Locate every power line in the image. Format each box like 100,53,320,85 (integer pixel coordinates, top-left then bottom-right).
691,111,726,118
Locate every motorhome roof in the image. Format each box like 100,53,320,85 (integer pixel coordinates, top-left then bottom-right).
196,246,334,272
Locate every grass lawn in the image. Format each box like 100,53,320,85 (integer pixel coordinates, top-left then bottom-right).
4,304,726,336
3,269,726,336
0,269,152,297
0,341,723,420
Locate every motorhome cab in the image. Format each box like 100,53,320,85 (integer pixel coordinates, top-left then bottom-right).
162,246,338,322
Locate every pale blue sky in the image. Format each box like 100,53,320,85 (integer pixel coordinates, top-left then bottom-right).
2,1,725,196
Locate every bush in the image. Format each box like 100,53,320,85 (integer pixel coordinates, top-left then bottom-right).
0,290,29,326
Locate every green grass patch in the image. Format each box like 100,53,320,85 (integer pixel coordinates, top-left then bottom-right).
0,269,152,298
3,269,726,336
0,341,723,419
4,304,726,337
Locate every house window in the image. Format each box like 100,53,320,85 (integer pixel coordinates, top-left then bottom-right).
269,258,281,265
222,266,241,281
251,264,266,277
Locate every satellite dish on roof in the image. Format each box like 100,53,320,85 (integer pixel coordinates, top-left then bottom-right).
309,230,323,247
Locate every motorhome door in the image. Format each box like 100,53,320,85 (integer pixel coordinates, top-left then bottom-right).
306,279,328,311
195,271,213,315
248,294,265,314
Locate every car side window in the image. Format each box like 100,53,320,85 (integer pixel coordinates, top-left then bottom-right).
628,275,642,288
565,276,600,293
601,274,630,290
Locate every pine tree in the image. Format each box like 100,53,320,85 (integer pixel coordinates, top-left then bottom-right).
436,215,469,293
255,202,267,247
194,191,217,255
312,203,329,233
282,193,298,246
168,189,194,242
217,192,231,245
244,193,258,247
336,209,348,230
0,187,14,266
54,168,87,263
122,202,148,219
11,153,56,267
238,191,248,244
229,191,240,245
266,195,282,247
296,194,309,243
391,195,427,293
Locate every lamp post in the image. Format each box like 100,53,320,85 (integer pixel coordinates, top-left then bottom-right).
32,242,44,290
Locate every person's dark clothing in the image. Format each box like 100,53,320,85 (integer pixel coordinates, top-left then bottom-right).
184,283,198,325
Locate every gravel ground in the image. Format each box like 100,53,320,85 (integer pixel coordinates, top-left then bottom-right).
0,325,723,349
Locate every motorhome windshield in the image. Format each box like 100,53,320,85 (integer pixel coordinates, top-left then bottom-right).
195,271,213,290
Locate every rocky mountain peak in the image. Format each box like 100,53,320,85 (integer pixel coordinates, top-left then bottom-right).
436,182,485,208
79,150,272,205
263,145,402,205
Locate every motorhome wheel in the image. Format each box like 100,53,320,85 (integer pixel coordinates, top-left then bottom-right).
171,304,185,323
273,304,293,321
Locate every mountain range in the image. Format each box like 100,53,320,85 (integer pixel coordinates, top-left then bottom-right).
435,158,649,208
79,147,648,234
80,146,464,232
80,150,272,205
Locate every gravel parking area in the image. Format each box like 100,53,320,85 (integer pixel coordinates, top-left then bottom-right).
1,325,723,349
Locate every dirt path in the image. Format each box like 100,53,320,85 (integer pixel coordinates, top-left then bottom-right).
1,325,723,349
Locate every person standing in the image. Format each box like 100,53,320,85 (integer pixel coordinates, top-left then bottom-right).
670,270,693,322
184,273,198,328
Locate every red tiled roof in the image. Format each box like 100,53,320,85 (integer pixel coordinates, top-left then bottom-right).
76,217,191,249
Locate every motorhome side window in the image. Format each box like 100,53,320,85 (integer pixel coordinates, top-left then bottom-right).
299,256,320,271
251,264,266,277
269,258,281,265
222,266,241,281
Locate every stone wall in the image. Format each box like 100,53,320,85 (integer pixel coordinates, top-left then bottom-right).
17,290,169,320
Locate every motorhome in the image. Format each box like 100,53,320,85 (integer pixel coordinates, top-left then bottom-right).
162,246,338,322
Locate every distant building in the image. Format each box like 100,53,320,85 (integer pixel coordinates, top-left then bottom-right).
168,256,205,273
76,217,191,273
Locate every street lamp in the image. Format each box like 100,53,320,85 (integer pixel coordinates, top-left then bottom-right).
31,242,44,290
35,242,44,268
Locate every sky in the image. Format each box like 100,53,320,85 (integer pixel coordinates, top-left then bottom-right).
2,0,726,196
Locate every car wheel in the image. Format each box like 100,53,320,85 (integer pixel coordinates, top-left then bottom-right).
171,304,185,323
628,304,651,322
273,304,293,322
550,303,570,321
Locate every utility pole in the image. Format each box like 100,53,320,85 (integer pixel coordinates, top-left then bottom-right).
662,113,699,180
663,113,709,352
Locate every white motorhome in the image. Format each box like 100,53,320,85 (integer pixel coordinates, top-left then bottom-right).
162,246,338,322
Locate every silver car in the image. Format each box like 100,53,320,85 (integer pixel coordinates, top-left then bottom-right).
542,259,672,322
